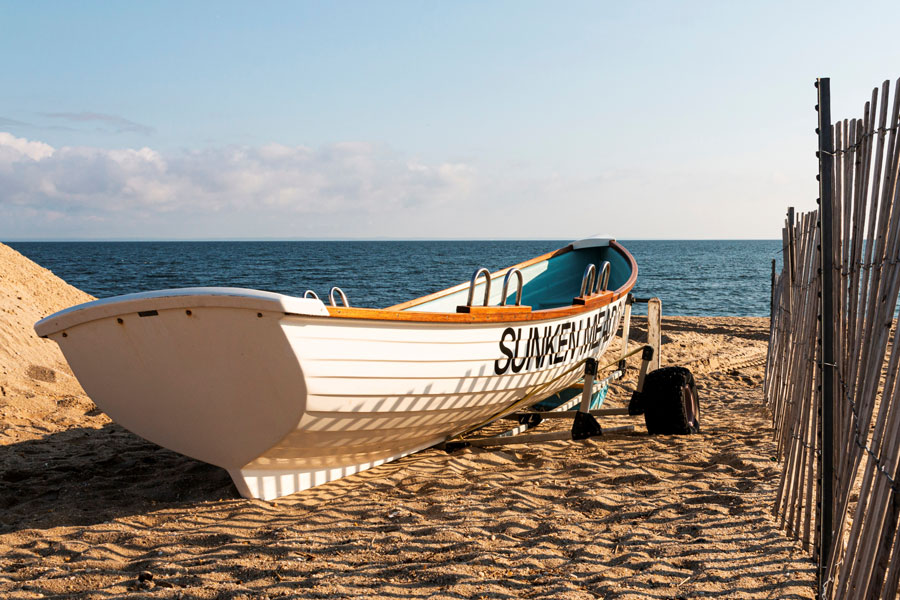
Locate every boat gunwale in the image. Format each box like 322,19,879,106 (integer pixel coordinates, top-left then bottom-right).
34,240,638,334
322,240,638,324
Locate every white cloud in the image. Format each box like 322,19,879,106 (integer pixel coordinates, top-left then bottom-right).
0,132,477,237
0,132,54,161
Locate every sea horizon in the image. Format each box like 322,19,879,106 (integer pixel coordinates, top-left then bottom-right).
7,239,781,318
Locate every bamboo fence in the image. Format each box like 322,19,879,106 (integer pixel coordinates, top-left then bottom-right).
765,77,900,599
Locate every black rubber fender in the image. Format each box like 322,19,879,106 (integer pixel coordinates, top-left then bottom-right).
642,366,700,435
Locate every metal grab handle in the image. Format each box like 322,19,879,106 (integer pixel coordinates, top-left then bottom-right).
501,268,524,306
304,290,320,300
466,268,492,307
580,264,597,297
329,287,349,307
596,261,611,292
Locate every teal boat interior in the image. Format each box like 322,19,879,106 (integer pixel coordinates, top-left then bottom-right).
398,240,635,313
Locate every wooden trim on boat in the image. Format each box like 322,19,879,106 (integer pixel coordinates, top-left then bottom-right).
324,301,617,324
384,245,574,311
455,305,532,315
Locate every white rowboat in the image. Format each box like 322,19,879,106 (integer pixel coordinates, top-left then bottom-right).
35,237,637,500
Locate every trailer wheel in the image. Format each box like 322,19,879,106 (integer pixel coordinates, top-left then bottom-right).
642,367,700,435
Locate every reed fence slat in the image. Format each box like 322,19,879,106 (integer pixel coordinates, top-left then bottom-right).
766,77,900,599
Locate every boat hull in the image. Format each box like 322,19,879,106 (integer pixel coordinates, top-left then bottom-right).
41,293,626,499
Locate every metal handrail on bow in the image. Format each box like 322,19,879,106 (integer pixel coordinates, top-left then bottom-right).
580,263,597,297
329,287,349,307
466,268,492,307
501,268,524,306
596,261,611,293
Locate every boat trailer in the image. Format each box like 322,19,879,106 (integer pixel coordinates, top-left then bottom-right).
441,294,664,451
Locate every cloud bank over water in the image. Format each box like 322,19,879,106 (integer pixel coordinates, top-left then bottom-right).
0,132,479,238
0,131,790,240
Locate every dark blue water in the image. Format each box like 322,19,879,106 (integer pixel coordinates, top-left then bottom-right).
6,240,781,317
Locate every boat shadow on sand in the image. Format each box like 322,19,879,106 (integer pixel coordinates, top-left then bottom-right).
0,423,236,534
0,421,451,535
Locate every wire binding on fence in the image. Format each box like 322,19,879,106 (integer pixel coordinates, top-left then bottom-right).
837,372,899,492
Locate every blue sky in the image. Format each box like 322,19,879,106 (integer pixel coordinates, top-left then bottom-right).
1,1,899,240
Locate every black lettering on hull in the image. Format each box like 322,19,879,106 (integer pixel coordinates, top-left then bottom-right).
493,300,625,375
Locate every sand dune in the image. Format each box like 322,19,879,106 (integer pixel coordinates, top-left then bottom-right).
0,243,814,599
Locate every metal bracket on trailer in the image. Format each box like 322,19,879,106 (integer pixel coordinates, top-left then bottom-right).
571,410,603,440
516,412,543,428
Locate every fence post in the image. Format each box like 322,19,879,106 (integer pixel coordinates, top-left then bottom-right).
770,258,776,315
789,206,796,283
816,76,836,599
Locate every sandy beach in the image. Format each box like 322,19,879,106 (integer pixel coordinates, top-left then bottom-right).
0,243,816,599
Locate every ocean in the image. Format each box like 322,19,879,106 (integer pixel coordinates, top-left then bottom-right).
6,240,781,317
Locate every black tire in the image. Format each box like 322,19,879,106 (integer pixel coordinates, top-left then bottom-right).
642,366,700,435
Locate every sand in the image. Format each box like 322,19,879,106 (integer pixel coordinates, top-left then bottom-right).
0,243,816,599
